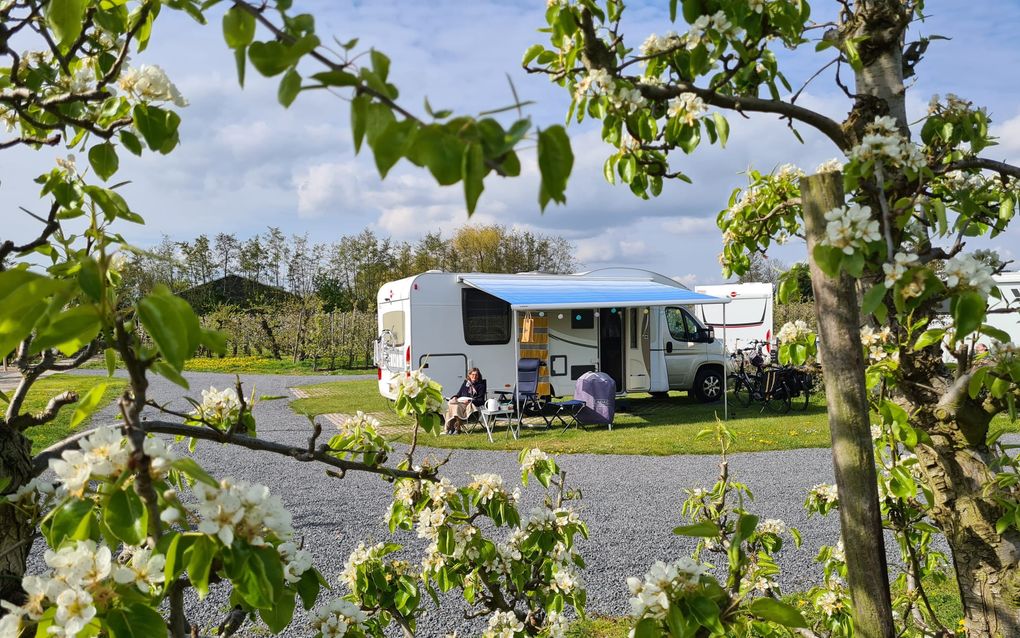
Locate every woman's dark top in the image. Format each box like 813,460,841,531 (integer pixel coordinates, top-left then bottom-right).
453,379,487,406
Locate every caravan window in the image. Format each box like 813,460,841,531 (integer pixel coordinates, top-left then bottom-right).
382,311,405,346
462,289,511,345
699,297,767,327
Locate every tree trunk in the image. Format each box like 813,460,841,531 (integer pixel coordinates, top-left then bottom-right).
258,314,282,360
0,425,36,604
801,172,895,638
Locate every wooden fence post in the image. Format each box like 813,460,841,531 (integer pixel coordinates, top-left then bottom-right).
800,172,894,638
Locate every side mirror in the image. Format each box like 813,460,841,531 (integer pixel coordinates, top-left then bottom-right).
666,342,674,353
698,327,715,343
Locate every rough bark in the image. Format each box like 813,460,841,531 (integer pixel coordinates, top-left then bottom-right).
801,172,895,638
0,426,36,603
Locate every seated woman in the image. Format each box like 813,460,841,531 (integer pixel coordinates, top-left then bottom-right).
445,367,487,434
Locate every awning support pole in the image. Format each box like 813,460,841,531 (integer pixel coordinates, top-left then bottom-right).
513,309,520,428
723,304,728,421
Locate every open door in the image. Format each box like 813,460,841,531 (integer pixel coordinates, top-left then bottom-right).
598,308,623,392
625,307,651,391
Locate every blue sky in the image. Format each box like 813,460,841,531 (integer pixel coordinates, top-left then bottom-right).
4,0,1019,286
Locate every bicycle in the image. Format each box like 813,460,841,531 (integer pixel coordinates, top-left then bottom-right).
728,342,792,414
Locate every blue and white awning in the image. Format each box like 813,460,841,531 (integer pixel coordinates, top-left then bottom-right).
460,275,728,310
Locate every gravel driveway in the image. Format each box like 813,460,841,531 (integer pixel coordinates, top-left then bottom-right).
60,371,847,636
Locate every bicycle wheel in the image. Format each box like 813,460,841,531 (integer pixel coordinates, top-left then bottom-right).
795,372,813,411
765,382,792,414
730,376,752,407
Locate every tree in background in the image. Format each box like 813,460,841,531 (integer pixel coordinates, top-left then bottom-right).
530,0,1020,635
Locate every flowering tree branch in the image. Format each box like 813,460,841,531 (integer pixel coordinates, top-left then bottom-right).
7,391,78,431
32,421,437,482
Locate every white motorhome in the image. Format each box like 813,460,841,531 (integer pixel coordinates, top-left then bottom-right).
373,268,732,404
693,283,774,354
986,272,1020,345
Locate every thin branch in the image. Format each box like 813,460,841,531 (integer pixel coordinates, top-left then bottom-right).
50,341,100,371
942,157,1020,180
636,82,849,150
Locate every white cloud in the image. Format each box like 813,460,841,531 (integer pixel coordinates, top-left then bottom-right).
662,217,717,234
672,274,699,288
215,121,272,155
293,162,362,218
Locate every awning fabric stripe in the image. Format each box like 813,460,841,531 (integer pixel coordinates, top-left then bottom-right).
460,276,729,310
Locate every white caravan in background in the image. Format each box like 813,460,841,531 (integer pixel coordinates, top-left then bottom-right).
693,283,774,353
373,268,732,404
985,272,1020,345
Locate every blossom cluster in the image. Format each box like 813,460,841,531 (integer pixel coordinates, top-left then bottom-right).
191,385,241,424
191,478,293,546
309,598,370,638
847,115,925,171
484,610,525,638
942,253,996,295
815,158,843,174
118,64,188,106
860,325,897,363
0,540,165,637
48,427,173,498
666,92,706,126
821,202,881,255
626,557,712,620
519,448,550,475
882,251,919,288
390,369,430,399
277,541,315,584
777,320,810,345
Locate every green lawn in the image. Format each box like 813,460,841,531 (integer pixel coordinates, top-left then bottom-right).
290,379,837,455
83,355,373,376
13,374,125,454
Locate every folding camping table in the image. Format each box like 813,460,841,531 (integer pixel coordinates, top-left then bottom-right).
479,407,516,442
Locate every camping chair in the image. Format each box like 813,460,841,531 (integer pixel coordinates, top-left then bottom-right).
496,358,551,429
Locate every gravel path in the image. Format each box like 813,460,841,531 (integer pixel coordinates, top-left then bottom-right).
53,371,848,636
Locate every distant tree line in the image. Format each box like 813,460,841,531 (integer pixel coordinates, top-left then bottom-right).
123,225,579,312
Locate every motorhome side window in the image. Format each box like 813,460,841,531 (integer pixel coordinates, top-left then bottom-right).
381,311,405,346
462,289,511,345
665,307,695,341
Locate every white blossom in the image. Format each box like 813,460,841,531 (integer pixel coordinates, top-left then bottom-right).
666,92,706,126
520,448,550,475
816,158,843,174
119,64,188,106
777,320,811,345
821,202,881,255
882,251,919,288
112,546,166,594
942,253,996,295
484,610,525,638
310,598,369,638
469,473,504,503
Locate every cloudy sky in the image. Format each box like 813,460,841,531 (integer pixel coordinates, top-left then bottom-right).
4,1,1020,286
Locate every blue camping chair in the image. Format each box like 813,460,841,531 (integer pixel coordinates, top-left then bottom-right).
497,358,550,428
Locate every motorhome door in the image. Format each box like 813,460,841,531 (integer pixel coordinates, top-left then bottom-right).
598,308,624,392
625,307,651,391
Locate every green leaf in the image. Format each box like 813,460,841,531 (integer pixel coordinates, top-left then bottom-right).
522,44,544,66
537,125,573,209
913,328,946,351
172,458,219,487
106,604,167,638
952,290,986,339
132,104,181,154
46,0,87,50
370,49,390,82
0,271,67,356
861,283,887,317
164,533,197,582
632,617,660,638
42,498,94,547
104,347,117,376
295,568,322,610
70,382,111,429
777,274,798,304
373,119,417,178
311,70,358,87
222,6,256,49
137,290,189,370
462,142,485,214
120,130,143,156
30,305,101,356
712,112,729,147
88,143,119,181
187,535,215,598
748,598,808,628
234,46,247,88
259,589,296,633
672,520,719,537
812,244,843,278
350,94,369,154
248,41,293,77
105,488,149,545
411,126,465,186
277,68,302,107
227,545,284,609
